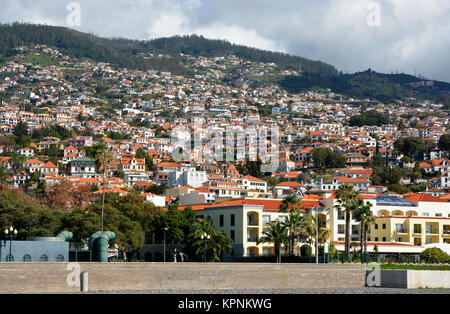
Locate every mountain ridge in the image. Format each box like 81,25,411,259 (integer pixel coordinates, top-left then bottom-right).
0,23,449,103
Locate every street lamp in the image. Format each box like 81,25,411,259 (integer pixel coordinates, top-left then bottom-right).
4,226,17,262
200,233,210,262
315,208,319,264
163,227,168,262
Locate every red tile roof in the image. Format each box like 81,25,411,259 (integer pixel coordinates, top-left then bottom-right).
404,193,443,203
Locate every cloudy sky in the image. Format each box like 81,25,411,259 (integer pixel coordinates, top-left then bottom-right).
2,0,450,81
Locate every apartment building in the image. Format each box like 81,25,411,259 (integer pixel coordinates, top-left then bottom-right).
193,197,321,258
322,193,450,256
168,168,208,188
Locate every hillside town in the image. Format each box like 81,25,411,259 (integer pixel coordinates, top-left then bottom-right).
1,44,450,262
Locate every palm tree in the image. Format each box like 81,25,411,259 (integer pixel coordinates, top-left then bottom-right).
303,214,330,258
334,184,359,261
190,218,233,262
353,198,375,262
353,199,365,259
95,144,114,232
282,212,307,256
258,220,288,263
280,194,301,213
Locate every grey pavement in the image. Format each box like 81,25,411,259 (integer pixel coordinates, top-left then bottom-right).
80,287,450,294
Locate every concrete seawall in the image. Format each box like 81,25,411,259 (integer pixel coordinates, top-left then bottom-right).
374,269,450,289
0,263,367,293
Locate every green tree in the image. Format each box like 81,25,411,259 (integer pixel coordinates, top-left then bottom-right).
394,137,425,159
87,201,144,253
0,184,63,239
280,194,301,213
438,134,450,155
157,205,196,246
352,199,374,262
282,212,307,256
185,218,233,262
94,143,114,232
419,247,450,263
334,184,359,261
348,111,389,127
60,208,101,243
258,220,288,263
135,148,154,172
13,121,29,138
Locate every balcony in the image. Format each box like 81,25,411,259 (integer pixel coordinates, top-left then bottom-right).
394,229,407,234
247,236,259,243
442,230,450,236
247,212,259,227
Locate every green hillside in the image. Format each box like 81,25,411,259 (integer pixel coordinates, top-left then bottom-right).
1,23,449,103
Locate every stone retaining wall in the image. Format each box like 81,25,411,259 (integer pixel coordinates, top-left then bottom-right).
0,263,367,293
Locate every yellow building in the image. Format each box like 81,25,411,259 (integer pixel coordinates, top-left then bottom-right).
368,216,450,246
193,197,321,258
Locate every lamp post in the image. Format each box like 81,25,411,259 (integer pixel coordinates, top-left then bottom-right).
315,208,319,264
4,226,17,262
163,227,168,262
200,233,210,262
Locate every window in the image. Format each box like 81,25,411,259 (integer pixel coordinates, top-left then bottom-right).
40,254,48,262
5,254,14,262
382,224,386,229
23,254,31,262
56,254,65,262
375,237,378,242
219,215,224,227
262,215,271,226
338,211,345,220
375,224,378,230
423,213,429,217
230,214,235,227
382,237,386,242
436,213,442,217
230,230,235,242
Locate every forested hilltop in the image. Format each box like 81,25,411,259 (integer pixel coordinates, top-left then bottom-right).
1,23,449,103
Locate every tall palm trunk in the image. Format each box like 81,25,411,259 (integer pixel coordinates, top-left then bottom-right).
101,171,106,232
275,243,281,263
291,232,297,256
345,209,351,261
364,223,368,262
360,222,364,261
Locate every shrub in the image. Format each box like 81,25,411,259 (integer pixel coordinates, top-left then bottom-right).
419,248,450,263
300,244,312,257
